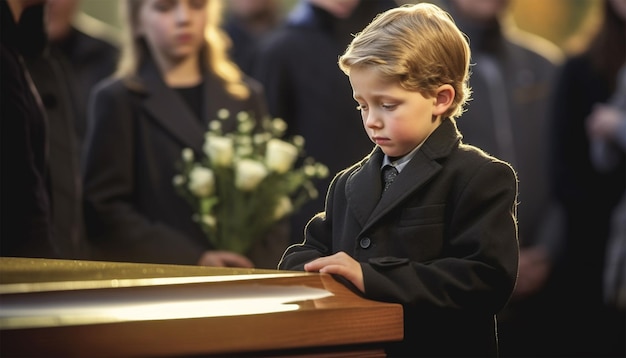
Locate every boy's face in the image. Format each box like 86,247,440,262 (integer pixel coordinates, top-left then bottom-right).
349,66,442,158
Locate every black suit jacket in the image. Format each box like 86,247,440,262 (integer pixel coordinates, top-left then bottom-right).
83,57,285,266
279,118,519,357
54,26,119,147
0,2,55,257
25,46,89,260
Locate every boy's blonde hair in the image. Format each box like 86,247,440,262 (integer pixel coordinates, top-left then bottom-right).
339,3,471,119
116,0,249,99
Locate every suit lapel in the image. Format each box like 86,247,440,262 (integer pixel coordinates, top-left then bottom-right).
347,118,462,235
139,61,206,152
345,149,385,227
365,150,442,229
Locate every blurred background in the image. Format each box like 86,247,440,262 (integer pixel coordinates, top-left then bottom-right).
80,0,602,55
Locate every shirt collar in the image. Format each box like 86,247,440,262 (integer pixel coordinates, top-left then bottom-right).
381,142,423,173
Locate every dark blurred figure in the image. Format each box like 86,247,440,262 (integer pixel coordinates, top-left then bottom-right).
1,0,56,257
588,62,626,315
550,0,626,356
20,0,118,259
252,0,398,242
223,0,281,76
45,0,119,147
433,0,565,356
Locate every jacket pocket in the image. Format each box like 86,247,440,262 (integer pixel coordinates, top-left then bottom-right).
398,204,445,227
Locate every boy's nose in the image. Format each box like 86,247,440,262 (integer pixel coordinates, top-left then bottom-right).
364,111,382,129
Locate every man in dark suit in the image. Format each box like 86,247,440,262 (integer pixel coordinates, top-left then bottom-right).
1,0,56,257
434,0,565,355
21,0,119,259
45,0,119,147
252,0,398,241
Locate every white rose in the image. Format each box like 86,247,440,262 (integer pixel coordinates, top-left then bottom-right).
274,196,293,220
272,118,288,136
201,214,217,228
235,159,268,191
265,139,298,174
172,174,185,187
204,135,234,167
292,135,305,148
208,120,221,132
188,166,215,197
238,119,255,134
182,148,194,162
316,163,329,178
254,132,271,145
217,108,230,120
236,111,250,122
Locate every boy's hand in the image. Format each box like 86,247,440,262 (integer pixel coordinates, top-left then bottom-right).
304,252,364,293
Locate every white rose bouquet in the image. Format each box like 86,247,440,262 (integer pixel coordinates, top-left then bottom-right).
174,110,328,254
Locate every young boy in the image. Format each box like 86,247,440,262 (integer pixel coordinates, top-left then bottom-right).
278,3,519,357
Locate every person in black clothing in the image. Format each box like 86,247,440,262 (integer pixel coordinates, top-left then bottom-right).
549,0,626,356
22,0,117,260
1,0,56,257
432,0,565,356
278,4,519,356
45,0,119,148
83,0,284,268
253,0,398,242
222,0,281,76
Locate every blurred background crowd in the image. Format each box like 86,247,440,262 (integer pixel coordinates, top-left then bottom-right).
1,0,624,356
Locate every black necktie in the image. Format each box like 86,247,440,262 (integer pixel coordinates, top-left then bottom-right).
382,165,398,192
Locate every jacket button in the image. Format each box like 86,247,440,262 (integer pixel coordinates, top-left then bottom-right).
359,237,371,249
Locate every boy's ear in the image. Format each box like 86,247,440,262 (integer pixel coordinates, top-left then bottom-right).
432,84,455,116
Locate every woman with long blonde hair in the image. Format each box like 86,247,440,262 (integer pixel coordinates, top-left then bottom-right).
83,0,283,268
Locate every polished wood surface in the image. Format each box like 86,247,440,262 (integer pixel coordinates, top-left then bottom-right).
0,258,403,357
